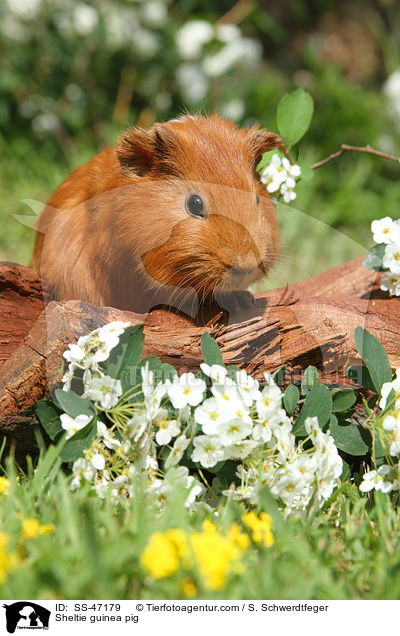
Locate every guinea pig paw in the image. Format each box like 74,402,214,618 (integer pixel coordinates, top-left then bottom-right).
213,290,256,314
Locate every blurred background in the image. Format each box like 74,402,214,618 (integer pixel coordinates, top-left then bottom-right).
1,0,400,287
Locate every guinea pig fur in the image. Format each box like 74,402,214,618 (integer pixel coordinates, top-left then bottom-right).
32,113,282,314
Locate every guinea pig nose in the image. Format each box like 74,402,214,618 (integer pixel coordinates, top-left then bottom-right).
229,266,255,278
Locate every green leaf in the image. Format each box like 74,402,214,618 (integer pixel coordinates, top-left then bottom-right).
161,363,177,382
105,324,144,380
60,418,97,463
227,364,240,382
301,365,318,395
257,149,281,172
346,365,375,392
354,327,392,395
299,162,314,180
36,400,63,441
331,388,357,412
362,244,386,271
54,389,93,418
329,415,370,456
201,332,224,367
283,384,299,416
277,88,314,148
272,365,287,386
293,382,332,436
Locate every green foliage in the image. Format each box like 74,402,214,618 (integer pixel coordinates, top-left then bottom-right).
277,88,314,148
106,324,144,380
54,389,94,418
363,244,386,271
2,448,400,599
283,384,299,416
201,332,225,367
293,382,332,435
354,326,392,395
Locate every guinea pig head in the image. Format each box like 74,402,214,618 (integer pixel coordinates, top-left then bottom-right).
116,114,282,303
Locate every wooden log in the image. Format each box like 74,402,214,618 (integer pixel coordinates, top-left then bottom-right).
0,257,399,449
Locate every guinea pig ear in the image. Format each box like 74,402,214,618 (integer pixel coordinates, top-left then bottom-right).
117,125,182,178
249,129,284,172
117,127,156,177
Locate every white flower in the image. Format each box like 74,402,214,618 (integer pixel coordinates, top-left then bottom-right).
222,439,259,460
60,413,92,440
165,435,190,468
91,453,106,471
218,417,253,445
154,413,180,446
191,435,224,468
382,411,400,456
380,271,400,296
176,63,209,103
97,421,121,450
140,1,167,28
260,154,301,202
166,372,206,409
383,70,400,122
383,243,400,275
211,381,242,413
202,38,262,77
176,20,214,59
95,475,127,500
215,24,241,42
73,4,98,36
63,323,126,370
274,429,296,464
200,363,228,383
62,363,76,391
99,321,131,339
379,372,400,410
280,182,297,203
256,382,282,420
83,374,122,409
235,370,261,406
194,397,227,435
260,154,287,193
359,465,395,493
371,217,395,244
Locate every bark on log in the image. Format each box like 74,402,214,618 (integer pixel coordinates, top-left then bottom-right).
0,257,399,458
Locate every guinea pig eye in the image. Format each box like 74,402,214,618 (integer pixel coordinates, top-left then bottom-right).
186,194,205,219
256,194,260,206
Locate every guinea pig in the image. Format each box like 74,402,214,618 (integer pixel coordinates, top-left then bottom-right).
32,113,282,315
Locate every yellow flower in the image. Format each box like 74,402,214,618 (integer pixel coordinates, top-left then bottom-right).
190,522,241,591
0,533,17,584
0,477,10,495
181,578,197,597
227,523,251,551
21,518,54,540
21,518,41,540
39,524,55,535
140,529,188,579
140,520,250,591
242,511,274,547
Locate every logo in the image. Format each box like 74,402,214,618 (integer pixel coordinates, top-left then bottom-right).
3,603,50,634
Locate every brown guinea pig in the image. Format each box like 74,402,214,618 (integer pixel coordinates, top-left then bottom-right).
32,113,282,315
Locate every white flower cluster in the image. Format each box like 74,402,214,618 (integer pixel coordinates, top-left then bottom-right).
231,416,342,514
359,369,400,494
175,20,261,107
370,216,400,296
359,464,399,494
62,321,129,405
260,154,301,203
60,323,343,513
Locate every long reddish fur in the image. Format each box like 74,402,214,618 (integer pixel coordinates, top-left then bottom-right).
32,113,282,312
